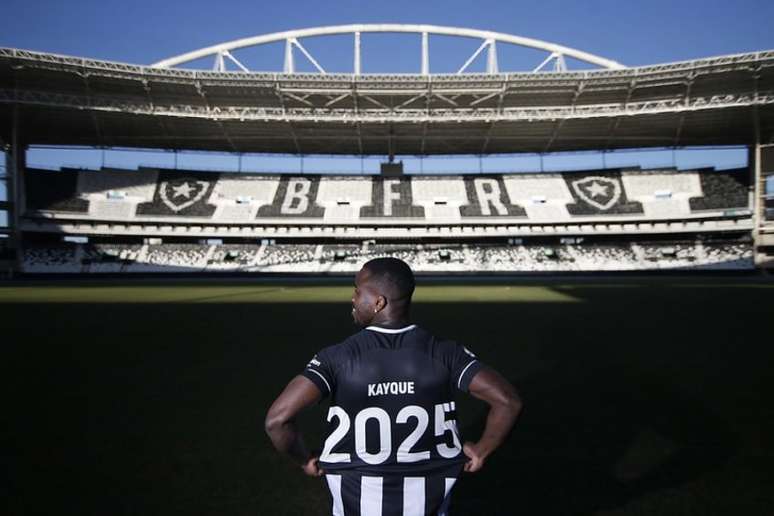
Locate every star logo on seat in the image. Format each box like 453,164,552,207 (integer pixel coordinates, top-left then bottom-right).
571,176,622,210
172,181,195,199
159,178,210,212
585,181,609,199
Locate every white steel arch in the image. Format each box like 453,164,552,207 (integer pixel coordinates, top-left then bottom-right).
151,24,625,74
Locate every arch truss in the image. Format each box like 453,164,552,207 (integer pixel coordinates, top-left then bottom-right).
151,24,625,74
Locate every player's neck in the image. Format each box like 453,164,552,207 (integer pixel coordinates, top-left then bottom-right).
369,313,411,329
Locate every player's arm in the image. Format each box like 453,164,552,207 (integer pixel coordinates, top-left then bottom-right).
463,367,523,473
265,375,324,477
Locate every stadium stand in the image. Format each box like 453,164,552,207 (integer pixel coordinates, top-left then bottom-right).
621,169,703,219
78,168,158,200
19,164,755,274
701,243,754,269
210,174,280,222
689,170,750,211
460,176,527,218
503,175,574,222
3,40,773,275
136,171,219,218
317,177,372,223
89,244,144,273
318,243,364,273
409,177,467,222
206,244,265,270
129,244,210,272
24,169,89,213
22,166,751,227
360,178,425,218
563,170,644,216
260,244,320,268
23,244,81,273
256,177,325,218
22,240,754,273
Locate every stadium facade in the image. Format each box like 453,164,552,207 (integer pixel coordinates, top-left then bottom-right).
1,25,773,274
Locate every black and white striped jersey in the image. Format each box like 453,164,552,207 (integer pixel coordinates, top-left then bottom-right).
301,324,483,515
325,464,462,516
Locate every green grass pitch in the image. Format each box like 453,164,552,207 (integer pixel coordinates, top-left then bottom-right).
2,277,774,515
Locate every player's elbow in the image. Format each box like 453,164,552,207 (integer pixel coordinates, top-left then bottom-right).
505,392,523,418
264,406,288,436
495,387,523,418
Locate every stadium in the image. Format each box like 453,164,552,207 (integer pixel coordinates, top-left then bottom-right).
2,19,774,516
1,24,774,275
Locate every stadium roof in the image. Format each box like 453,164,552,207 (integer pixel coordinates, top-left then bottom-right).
150,25,627,73
1,44,774,155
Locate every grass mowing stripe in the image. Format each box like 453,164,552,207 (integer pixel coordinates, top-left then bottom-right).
0,285,582,303
1,278,771,304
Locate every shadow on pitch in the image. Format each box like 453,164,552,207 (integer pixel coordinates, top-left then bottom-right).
2,295,758,516
455,368,737,515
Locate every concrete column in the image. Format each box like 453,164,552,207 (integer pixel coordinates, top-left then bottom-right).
7,106,26,273
6,128,16,242
3,147,10,216
750,144,762,267
754,144,774,270
762,145,774,223
748,145,757,218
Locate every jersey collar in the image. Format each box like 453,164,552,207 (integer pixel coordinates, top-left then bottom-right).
365,324,417,334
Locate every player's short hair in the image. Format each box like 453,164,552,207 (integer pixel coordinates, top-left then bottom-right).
362,257,415,301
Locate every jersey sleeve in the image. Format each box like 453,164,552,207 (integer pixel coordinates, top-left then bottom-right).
300,348,336,398
449,343,484,393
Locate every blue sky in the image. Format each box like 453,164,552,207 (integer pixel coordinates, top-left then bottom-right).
1,0,773,182
3,0,773,67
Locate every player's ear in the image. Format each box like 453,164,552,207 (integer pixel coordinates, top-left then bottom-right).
375,295,387,312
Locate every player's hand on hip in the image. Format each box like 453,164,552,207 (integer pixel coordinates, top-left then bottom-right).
462,441,485,473
301,454,325,477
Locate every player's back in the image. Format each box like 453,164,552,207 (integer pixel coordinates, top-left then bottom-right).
302,324,482,515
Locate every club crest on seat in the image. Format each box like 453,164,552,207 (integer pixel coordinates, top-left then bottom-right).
570,176,622,210
159,179,210,212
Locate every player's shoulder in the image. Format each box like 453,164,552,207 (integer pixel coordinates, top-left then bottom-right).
422,329,479,364
316,325,473,360
414,326,458,350
313,328,373,362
